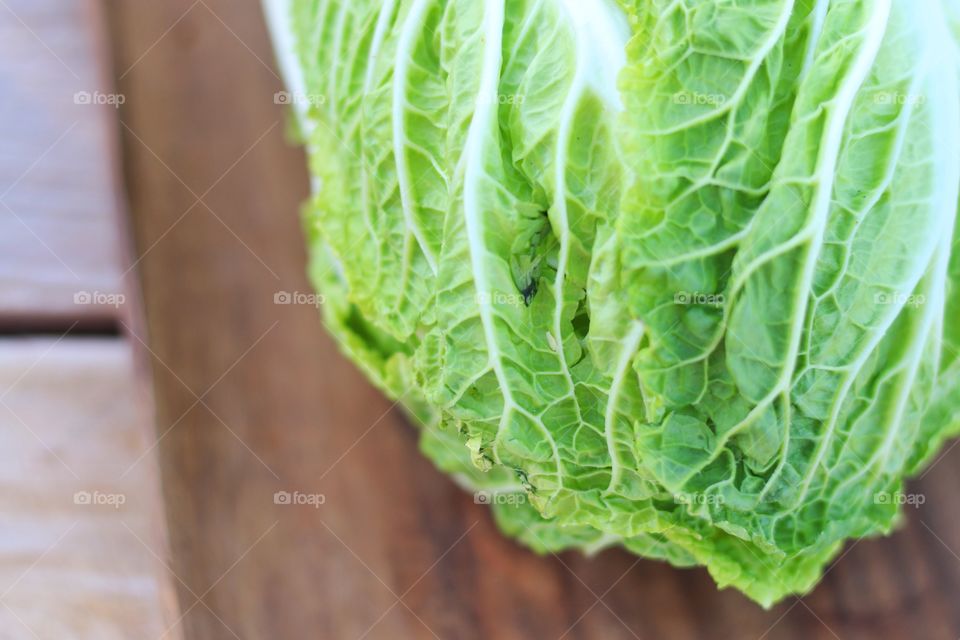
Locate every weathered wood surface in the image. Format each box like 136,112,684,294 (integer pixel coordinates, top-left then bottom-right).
0,0,125,327
106,1,960,638
0,0,179,637
0,340,175,640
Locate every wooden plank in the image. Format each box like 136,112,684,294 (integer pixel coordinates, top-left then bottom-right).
0,339,178,639
0,0,125,326
105,1,960,638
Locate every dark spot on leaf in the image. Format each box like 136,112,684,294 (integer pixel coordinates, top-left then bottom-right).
521,280,538,306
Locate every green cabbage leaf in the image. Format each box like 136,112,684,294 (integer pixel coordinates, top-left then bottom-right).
265,0,960,605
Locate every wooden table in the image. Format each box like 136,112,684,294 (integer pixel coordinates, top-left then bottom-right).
14,0,953,638
0,0,178,638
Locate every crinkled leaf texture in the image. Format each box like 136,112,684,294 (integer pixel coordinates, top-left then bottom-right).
265,0,960,606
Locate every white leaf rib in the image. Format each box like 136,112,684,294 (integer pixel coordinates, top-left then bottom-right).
393,0,440,275
364,0,396,94
605,322,645,492
851,0,960,486
551,0,631,487
357,0,397,273
783,38,936,489
548,3,592,442
326,1,349,107
460,0,562,477
709,0,894,469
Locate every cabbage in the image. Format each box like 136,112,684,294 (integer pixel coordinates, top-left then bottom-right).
265,0,960,605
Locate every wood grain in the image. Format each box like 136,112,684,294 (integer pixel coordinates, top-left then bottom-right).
0,339,176,640
105,1,960,639
0,1,180,637
0,0,126,327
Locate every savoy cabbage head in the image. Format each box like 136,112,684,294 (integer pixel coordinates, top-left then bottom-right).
265,0,960,605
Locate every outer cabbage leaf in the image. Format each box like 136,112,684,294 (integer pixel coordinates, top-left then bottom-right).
266,0,960,606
